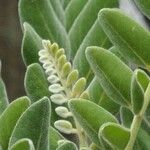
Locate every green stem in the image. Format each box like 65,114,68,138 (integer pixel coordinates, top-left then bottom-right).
125,83,150,150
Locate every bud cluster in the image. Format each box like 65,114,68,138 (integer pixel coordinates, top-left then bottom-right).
38,40,88,135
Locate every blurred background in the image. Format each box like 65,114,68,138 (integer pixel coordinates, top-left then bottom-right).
0,0,25,100
0,0,149,101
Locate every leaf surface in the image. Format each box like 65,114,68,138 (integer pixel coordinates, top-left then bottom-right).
73,20,111,83
69,99,118,146
86,46,132,107
65,0,88,31
49,126,64,150
99,122,130,149
21,23,42,66
9,97,51,150
69,0,118,59
98,8,150,67
11,139,35,150
56,141,77,150
25,63,50,103
0,97,30,150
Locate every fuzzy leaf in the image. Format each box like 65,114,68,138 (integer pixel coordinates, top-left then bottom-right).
10,139,35,150
134,0,150,19
25,63,50,102
87,77,104,104
50,0,65,26
99,92,119,115
99,122,130,149
0,76,9,115
73,20,111,83
19,0,71,57
65,0,88,31
87,77,119,114
135,69,150,91
9,97,51,150
60,0,70,9
86,46,132,107
137,128,150,149
98,8,150,67
0,97,30,150
56,141,77,150
24,63,57,126
69,0,118,59
21,23,42,66
120,107,133,128
69,99,118,146
49,126,64,150
131,69,149,114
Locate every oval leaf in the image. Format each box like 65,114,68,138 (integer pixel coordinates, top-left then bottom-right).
56,141,77,150
25,63,50,102
131,69,147,114
69,99,118,146
9,97,51,150
11,139,35,150
86,46,132,107
0,97,30,150
98,8,150,67
99,122,130,149
21,22,42,66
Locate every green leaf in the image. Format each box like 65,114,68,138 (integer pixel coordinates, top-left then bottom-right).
60,0,70,9
0,74,9,115
73,20,111,83
99,122,130,149
56,141,77,150
69,99,118,146
25,63,50,102
21,23,42,66
24,63,58,124
134,0,150,19
131,69,149,114
98,8,150,67
65,0,88,31
87,77,119,115
120,107,133,128
137,128,150,149
69,0,118,59
49,126,64,150
135,69,150,91
50,0,65,26
10,139,35,150
19,0,71,57
0,97,30,150
109,46,128,65
99,92,119,115
86,46,132,107
9,97,51,150
87,77,104,104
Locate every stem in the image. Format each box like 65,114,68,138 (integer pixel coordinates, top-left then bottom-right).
125,83,150,150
